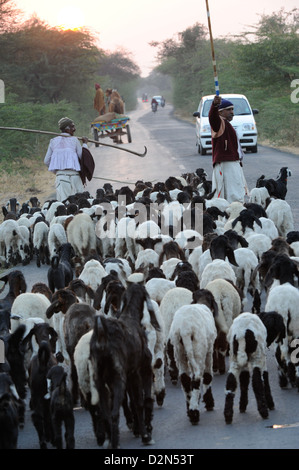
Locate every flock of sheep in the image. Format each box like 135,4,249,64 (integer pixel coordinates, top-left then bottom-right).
0,165,299,449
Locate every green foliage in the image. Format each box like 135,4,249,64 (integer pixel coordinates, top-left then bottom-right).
0,98,95,167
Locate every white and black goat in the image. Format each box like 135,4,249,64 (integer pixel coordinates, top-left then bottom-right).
224,312,276,424
256,166,291,200
168,289,217,425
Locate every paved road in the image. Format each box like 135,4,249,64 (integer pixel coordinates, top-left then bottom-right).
8,101,299,453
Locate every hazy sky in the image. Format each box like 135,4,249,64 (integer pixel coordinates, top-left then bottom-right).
14,0,298,76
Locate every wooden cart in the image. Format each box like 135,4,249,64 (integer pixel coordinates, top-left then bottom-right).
91,115,132,147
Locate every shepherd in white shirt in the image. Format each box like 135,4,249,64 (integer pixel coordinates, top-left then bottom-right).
44,117,89,201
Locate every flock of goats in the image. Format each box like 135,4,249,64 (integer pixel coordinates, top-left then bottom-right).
0,164,298,450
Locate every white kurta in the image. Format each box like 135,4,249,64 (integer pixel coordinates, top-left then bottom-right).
212,161,248,203
44,134,88,201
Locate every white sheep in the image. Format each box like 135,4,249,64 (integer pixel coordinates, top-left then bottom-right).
224,312,275,424
145,278,175,304
266,199,294,238
245,233,272,261
249,187,270,208
32,220,50,267
66,212,97,262
232,247,260,299
160,257,181,279
74,329,106,446
253,217,279,240
200,259,237,289
142,298,166,406
265,282,299,389
10,292,51,332
45,201,66,223
135,248,159,271
48,222,67,259
205,278,242,374
0,219,29,267
160,286,193,384
205,197,230,212
160,286,193,339
188,245,203,279
79,259,107,293
168,303,217,424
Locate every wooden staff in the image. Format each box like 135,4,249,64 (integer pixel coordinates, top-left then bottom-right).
0,126,147,157
205,0,220,95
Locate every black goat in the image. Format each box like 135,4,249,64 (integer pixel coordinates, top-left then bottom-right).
46,365,75,449
28,340,57,449
0,270,27,337
89,283,157,448
0,325,27,429
0,372,20,449
1,198,20,219
47,242,74,291
256,167,291,200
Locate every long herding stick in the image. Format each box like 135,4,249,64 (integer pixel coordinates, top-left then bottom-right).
0,126,147,157
205,0,220,95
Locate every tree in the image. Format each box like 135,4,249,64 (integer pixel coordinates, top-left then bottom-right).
0,0,22,31
0,17,102,103
236,8,299,87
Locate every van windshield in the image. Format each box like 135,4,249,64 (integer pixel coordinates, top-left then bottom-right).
202,98,252,117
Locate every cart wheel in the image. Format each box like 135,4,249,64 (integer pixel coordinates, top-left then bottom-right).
93,128,100,147
126,124,132,143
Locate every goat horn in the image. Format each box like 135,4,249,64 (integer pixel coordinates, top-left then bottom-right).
0,126,147,157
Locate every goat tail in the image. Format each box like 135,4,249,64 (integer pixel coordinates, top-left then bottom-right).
145,293,161,331
179,334,198,376
51,255,59,268
94,314,108,346
235,336,248,368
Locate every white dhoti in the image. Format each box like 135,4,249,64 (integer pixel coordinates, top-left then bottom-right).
55,170,84,202
212,161,248,203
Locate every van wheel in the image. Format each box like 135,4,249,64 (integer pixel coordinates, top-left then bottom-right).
200,144,207,155
250,145,258,153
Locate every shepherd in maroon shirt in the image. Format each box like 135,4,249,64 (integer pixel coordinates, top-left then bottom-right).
209,95,248,202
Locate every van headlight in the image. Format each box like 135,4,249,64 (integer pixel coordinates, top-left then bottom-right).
201,125,211,134
242,123,256,131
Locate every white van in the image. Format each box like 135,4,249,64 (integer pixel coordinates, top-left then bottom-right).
193,94,259,155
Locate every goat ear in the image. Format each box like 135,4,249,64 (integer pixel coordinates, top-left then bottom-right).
263,266,276,290
145,295,160,331
212,299,219,317
226,247,238,267
239,235,249,248
46,300,61,318
49,327,58,341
